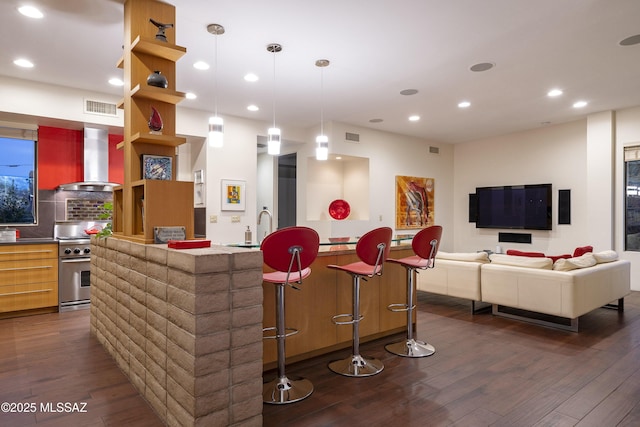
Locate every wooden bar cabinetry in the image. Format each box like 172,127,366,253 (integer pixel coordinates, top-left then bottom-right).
262,245,414,369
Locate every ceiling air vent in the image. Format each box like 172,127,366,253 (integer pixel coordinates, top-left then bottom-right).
429,146,440,154
84,99,118,117
345,132,360,143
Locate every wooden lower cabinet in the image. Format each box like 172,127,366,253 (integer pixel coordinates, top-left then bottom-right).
263,246,413,369
0,243,58,316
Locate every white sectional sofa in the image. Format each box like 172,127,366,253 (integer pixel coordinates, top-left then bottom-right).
415,249,631,331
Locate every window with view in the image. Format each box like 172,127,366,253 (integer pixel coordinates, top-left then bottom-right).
0,128,37,225
625,146,640,251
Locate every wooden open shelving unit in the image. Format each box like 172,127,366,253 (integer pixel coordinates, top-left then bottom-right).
113,0,194,244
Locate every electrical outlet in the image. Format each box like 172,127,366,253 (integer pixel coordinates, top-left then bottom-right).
210,215,217,223
379,215,383,221
231,216,241,223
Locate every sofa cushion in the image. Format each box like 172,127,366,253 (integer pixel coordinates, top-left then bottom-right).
593,250,618,264
573,245,594,257
506,249,546,257
547,254,572,263
489,253,553,269
436,251,490,263
553,253,597,271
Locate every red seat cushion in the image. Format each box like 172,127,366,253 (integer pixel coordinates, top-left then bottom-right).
573,245,593,257
506,249,546,257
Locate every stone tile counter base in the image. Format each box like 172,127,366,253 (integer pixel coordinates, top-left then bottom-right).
90,237,264,427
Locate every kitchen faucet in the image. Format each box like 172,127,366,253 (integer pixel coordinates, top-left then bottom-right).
257,206,273,241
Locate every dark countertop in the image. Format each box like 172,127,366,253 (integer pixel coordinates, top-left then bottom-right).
0,238,57,245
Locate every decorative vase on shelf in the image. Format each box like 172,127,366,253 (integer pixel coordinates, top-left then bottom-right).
148,107,163,133
146,71,168,88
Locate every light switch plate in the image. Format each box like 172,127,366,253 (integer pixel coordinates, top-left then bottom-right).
231,216,241,223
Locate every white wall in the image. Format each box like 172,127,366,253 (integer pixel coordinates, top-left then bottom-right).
0,76,123,129
453,119,588,255
296,121,455,248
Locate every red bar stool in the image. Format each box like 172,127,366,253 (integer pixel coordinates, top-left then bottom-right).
385,225,442,357
327,227,392,377
261,226,320,404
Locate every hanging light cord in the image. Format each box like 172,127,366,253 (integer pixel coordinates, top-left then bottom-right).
214,32,219,117
319,66,324,136
272,49,276,128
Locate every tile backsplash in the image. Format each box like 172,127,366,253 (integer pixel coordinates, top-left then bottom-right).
16,190,112,239
65,198,111,221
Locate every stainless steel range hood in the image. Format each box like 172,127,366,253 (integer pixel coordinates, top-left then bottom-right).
57,127,121,192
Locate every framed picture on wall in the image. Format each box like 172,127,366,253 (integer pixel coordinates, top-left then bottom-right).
395,175,435,230
221,179,245,211
142,154,172,180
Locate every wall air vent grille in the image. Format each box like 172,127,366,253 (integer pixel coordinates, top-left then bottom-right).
345,132,360,143
84,99,118,117
429,146,440,154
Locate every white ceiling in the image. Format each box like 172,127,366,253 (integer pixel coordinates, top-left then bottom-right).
2,0,640,143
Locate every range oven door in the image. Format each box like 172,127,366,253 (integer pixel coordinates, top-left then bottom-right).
59,258,91,309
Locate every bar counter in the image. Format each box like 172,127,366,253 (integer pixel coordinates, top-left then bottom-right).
89,236,413,425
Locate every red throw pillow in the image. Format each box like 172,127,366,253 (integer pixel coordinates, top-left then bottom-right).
573,245,593,257
506,249,546,257
547,254,572,263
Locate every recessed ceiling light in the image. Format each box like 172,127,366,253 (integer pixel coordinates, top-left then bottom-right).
193,61,210,70
185,92,197,100
18,5,43,18
573,100,588,108
547,89,563,97
369,118,383,123
470,62,495,72
619,34,640,46
408,115,420,122
108,78,124,86
400,89,418,96
13,58,34,68
458,101,471,108
244,73,259,82
335,156,342,160
247,105,259,112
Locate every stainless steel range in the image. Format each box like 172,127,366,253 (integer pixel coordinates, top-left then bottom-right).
54,220,109,311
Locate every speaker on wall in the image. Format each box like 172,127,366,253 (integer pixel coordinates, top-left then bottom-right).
469,193,477,223
558,189,571,225
498,232,532,244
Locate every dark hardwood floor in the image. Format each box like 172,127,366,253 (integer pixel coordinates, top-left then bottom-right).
1,291,639,426
0,309,163,427
263,291,640,427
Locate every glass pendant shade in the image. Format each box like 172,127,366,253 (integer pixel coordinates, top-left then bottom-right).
208,116,224,148
315,135,328,160
267,127,281,155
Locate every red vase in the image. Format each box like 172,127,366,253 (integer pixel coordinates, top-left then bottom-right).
148,107,163,132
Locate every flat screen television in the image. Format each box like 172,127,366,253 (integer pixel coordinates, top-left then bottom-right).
474,184,552,230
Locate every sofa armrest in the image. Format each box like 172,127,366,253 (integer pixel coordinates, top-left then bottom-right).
417,259,482,300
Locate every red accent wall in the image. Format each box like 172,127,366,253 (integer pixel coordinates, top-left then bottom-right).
109,133,124,185
38,126,124,190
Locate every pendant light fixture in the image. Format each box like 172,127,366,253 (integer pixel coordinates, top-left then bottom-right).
267,43,282,155
315,59,330,161
207,23,225,148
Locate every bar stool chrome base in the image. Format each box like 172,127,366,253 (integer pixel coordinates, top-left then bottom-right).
263,376,314,405
328,354,384,377
385,338,435,358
